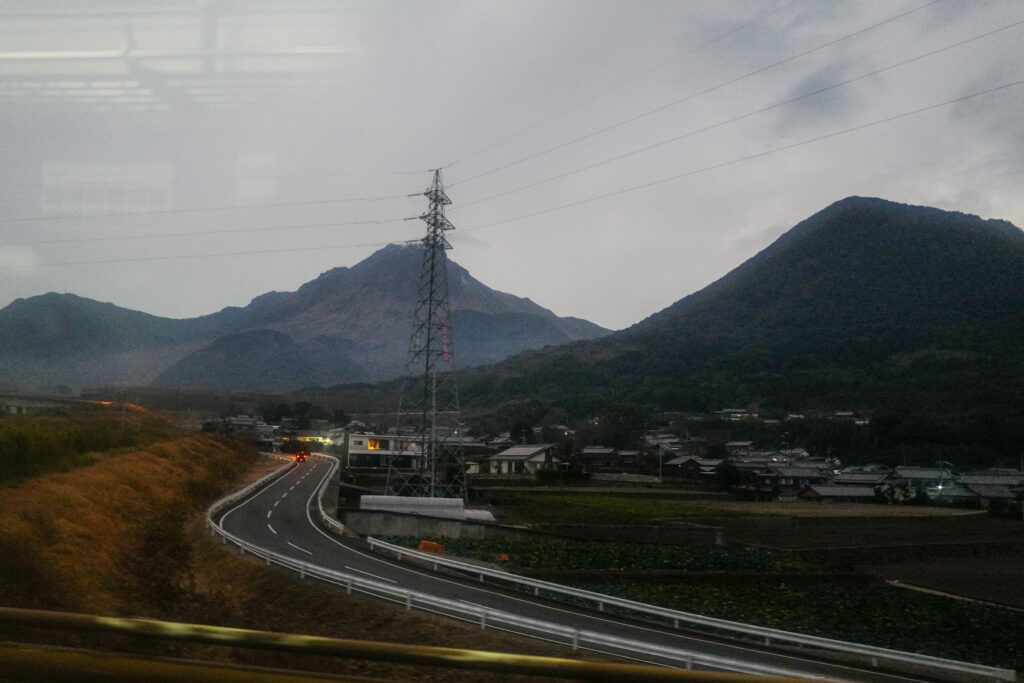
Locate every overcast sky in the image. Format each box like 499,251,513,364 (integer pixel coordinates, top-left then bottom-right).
1,0,1022,331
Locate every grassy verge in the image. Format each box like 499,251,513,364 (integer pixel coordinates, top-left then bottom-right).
0,405,180,486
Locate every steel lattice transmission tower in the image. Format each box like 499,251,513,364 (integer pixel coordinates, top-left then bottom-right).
387,169,463,497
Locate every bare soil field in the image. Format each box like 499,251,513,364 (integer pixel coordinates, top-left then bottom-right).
690,501,971,517
863,556,1024,609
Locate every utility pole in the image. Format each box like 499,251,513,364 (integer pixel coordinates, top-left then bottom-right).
387,170,461,498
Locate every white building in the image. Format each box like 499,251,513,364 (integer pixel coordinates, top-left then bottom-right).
345,433,421,469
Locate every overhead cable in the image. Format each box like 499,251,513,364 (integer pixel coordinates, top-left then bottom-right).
456,18,1024,210
0,192,417,225
457,79,1024,235
445,0,802,168
10,217,411,246
14,238,416,268
449,0,945,188
0,167,434,192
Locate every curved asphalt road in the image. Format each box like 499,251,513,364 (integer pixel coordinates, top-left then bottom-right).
214,458,926,682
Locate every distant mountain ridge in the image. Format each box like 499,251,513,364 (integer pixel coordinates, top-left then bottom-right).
458,197,1024,419
0,245,609,392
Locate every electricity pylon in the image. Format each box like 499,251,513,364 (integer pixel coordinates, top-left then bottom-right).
386,169,463,497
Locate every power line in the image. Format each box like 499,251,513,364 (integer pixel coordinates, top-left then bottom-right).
8,216,411,246
10,237,416,268
445,0,802,168
456,17,1024,211
449,0,945,189
0,191,419,225
457,79,1024,236
15,79,1018,268
0,167,435,192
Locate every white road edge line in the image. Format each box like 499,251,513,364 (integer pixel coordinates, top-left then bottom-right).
287,541,313,556
345,566,397,583
217,459,295,527
268,524,277,535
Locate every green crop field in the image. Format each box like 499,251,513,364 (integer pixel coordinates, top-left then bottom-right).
378,536,826,572
567,582,1024,671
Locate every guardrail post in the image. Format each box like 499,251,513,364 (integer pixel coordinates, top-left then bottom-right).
346,579,352,595
239,546,244,555
300,563,306,580
571,629,579,652
405,592,412,610
479,572,485,583
871,656,878,667
686,654,693,670
598,601,604,612
534,587,539,597
479,611,486,630
673,618,679,628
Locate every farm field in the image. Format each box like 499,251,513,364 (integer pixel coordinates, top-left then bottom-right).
863,556,1024,609
423,489,1024,672
482,491,751,525
479,489,973,526
378,536,830,572
566,582,1024,671
379,534,1023,670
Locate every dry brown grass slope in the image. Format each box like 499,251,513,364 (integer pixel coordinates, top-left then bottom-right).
0,435,577,680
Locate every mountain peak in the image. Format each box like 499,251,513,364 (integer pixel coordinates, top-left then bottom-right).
462,197,1024,420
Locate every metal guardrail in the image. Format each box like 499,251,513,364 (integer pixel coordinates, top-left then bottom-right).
364,538,1017,682
312,454,345,536
205,456,822,679
207,453,295,528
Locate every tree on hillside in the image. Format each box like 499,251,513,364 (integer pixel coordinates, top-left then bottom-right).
596,403,648,450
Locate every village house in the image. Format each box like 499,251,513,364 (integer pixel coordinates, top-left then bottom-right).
345,433,421,469
485,444,562,475
754,465,831,496
576,446,621,469
798,485,878,503
665,456,723,481
830,471,892,487
964,484,1018,509
725,440,755,456
894,466,954,489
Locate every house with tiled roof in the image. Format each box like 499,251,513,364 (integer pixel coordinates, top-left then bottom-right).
485,444,561,475
798,485,878,503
